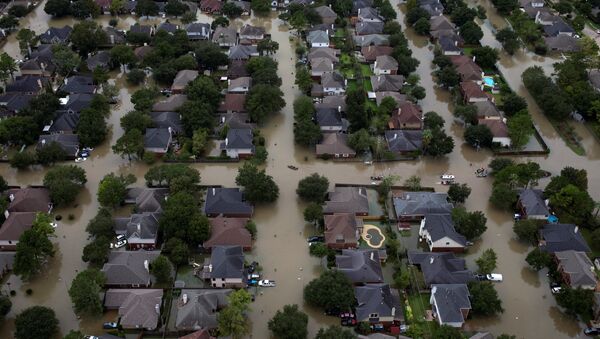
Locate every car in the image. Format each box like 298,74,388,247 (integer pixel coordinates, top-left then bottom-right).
247,261,259,273
486,273,503,282
79,150,90,158
551,286,562,294
247,279,258,286
51,222,58,229
341,318,357,326
307,236,324,243
258,280,276,287
584,327,600,336
84,336,99,339
113,235,127,248
248,273,260,279
103,322,118,329
339,312,355,319
440,174,455,180
74,157,87,163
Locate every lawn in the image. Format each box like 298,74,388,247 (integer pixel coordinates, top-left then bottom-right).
548,119,586,156
360,64,373,76
407,293,431,323
581,228,600,258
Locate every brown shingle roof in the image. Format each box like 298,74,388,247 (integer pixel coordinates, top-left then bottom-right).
361,46,393,62
324,213,363,246
324,187,369,215
203,217,252,250
0,212,36,242
7,188,51,213
460,82,489,101
388,102,422,129
316,133,356,156
479,119,509,137
218,93,246,113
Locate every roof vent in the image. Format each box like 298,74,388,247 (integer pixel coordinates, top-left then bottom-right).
429,256,434,264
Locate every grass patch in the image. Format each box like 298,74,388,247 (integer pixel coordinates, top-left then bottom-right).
407,293,431,322
360,64,373,76
363,79,373,92
548,119,586,156
581,228,600,258
585,121,600,144
462,47,473,56
335,28,346,38
347,80,358,92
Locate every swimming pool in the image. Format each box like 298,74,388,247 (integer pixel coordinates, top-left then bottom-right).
483,76,495,87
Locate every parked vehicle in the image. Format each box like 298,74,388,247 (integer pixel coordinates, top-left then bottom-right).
486,273,503,282
74,157,87,163
258,280,276,287
114,235,127,248
341,318,357,326
247,279,258,286
370,175,383,181
247,261,259,273
84,336,99,339
340,312,355,319
584,327,600,336
550,282,562,294
307,236,325,243
474,274,487,281
440,174,455,180
103,322,118,329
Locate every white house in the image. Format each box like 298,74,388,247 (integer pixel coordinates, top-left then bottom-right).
419,214,467,253
322,72,346,95
307,30,330,48
430,284,471,328
222,128,254,159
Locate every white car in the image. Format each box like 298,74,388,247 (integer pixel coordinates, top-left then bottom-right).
441,174,455,180
487,273,503,282
258,280,276,287
114,235,127,248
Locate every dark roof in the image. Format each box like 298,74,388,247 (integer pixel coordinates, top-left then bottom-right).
228,45,257,60
316,95,346,112
316,107,344,127
125,187,168,213
37,134,80,157
321,71,345,89
227,60,249,78
431,284,471,324
0,212,36,242
223,128,253,149
385,130,422,153
518,189,549,217
218,93,246,112
388,101,422,129
555,250,597,288
422,213,467,246
370,75,404,92
545,35,580,52
104,26,127,45
430,16,455,31
185,22,211,38
315,5,337,19
115,212,160,244
144,128,172,149
323,187,369,215
158,21,179,33
358,7,383,21
7,187,51,213
353,34,389,47
152,94,187,112
48,111,79,133
0,92,35,113
543,19,575,37
59,75,96,94
209,245,245,279
62,93,93,113
439,35,461,53
129,24,153,36
393,192,453,217
324,213,363,245
39,26,72,44
215,113,254,132
336,249,384,283
355,284,403,322
29,44,54,62
175,289,231,330
149,111,184,134
86,51,111,70
204,187,253,216
407,251,474,286
6,76,48,93
356,21,384,35
104,289,163,330
540,224,591,253
101,251,161,286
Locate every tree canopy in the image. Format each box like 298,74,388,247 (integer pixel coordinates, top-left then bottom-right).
447,183,471,203
97,173,136,208
69,268,106,315
43,165,87,206
296,173,329,203
236,162,279,203
315,326,357,339
304,270,355,310
15,306,59,339
13,213,55,280
268,304,308,339
451,207,487,240
218,289,253,338
468,281,504,316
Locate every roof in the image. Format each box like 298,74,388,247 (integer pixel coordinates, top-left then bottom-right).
323,187,369,215
321,72,345,89
6,76,47,93
185,22,211,36
86,51,110,70
479,119,509,138
439,35,461,53
125,187,168,213
355,284,403,321
0,92,35,112
48,111,78,133
308,47,339,63
216,112,254,132
311,57,334,74
101,251,161,286
358,7,383,21
129,24,152,36
324,213,362,245
473,101,501,118
316,95,346,112
204,187,253,216
361,46,393,62
0,212,36,242
104,26,127,45
518,189,549,216
375,91,406,106
115,212,160,244
385,130,422,153
353,34,390,47
39,26,72,43
336,249,384,283
540,224,591,253
228,77,251,91
218,93,246,113
209,245,245,279
388,102,422,129
460,81,488,100
316,107,345,128
555,250,597,288
149,111,184,134
7,187,51,213
430,16,455,31
545,35,580,52
356,21,384,35
175,289,232,330
158,22,179,34
543,18,575,36
60,75,96,94
172,70,199,91
179,329,211,339
370,75,404,92
152,94,187,112
144,128,171,149
213,27,236,45
104,289,163,330
230,0,250,11
62,93,93,113
454,58,483,82
375,55,398,71
204,217,252,249
228,45,257,60
422,213,467,246
37,134,80,157
316,133,356,156
134,45,154,59
315,5,337,18
393,192,453,217
239,24,265,37
431,284,471,324
308,30,330,45
19,57,55,73
408,251,474,286
227,60,249,78
223,128,253,150
200,0,223,11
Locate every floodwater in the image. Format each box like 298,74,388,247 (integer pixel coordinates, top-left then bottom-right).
0,1,598,338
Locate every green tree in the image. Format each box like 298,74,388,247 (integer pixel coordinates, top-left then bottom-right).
136,0,159,16
496,28,521,55
471,46,499,69
126,69,146,85
144,163,200,188
304,202,323,225
70,0,100,19
245,220,257,239
451,6,477,26
181,11,196,24
297,173,329,203
163,238,190,266
13,214,55,280
431,324,464,339
0,116,39,146
490,183,517,210
436,65,460,88
113,129,144,161
82,236,111,266
0,293,11,318
294,119,322,147
0,15,18,30
309,242,329,257
110,45,136,68
194,41,229,70
348,129,373,152
423,128,454,156
513,219,540,244
68,269,106,315
191,128,209,156
526,247,551,270
36,141,67,166
251,0,271,14
492,0,518,15
451,207,487,240
268,304,308,339
159,192,201,242
246,84,285,123
448,183,472,203
14,306,59,339
500,91,527,116
468,281,504,315
464,124,493,148
52,45,81,77
549,184,594,225
218,289,253,338
179,101,215,136
16,28,37,53
406,7,430,25
0,53,17,85
222,2,243,17
257,39,279,55
315,326,358,339
236,162,279,203
43,165,87,206
63,330,85,339
414,17,430,35
121,110,152,132
454,104,478,124
151,255,173,283
97,173,136,208
86,208,115,238
77,108,107,147
507,111,534,149
304,270,355,310
185,76,221,108
131,87,159,111
556,287,594,319
295,66,312,93
9,151,36,169
423,111,445,130
476,249,497,274
459,21,483,45
71,20,107,56
404,175,422,191
165,0,188,16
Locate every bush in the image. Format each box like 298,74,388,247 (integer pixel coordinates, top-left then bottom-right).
126,69,147,85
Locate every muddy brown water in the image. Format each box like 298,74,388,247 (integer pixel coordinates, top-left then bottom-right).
0,1,598,338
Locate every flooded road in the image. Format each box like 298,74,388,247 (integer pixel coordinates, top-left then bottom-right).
0,1,599,338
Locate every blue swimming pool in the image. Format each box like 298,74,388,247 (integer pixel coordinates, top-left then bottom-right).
483,76,495,87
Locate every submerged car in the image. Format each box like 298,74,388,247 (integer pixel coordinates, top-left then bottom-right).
307,236,324,243
584,327,600,336
486,273,503,282
258,280,276,287
103,322,118,329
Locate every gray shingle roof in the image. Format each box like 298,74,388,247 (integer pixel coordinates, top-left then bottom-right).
204,187,253,216
431,284,471,324
37,134,80,157
543,18,575,36
422,213,467,246
39,26,72,44
224,128,253,149
101,251,161,286
321,72,345,89
308,30,330,45
228,45,258,60
62,93,93,113
356,21,384,35
115,212,160,244
175,289,232,330
370,75,404,92
316,107,343,127
104,289,163,330
555,250,597,288
49,111,78,133
315,5,337,19
149,111,184,134
473,101,501,119
125,187,168,212
144,128,171,149
212,26,237,45
336,249,384,283
374,55,398,70
209,246,245,279
540,224,591,253
385,130,422,153
60,75,96,94
358,7,383,21
408,251,474,286
308,47,339,63
393,192,453,218
353,34,390,47
86,51,111,70
323,187,369,215
518,189,549,217
355,284,403,322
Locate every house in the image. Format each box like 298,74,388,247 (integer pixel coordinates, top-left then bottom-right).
430,284,471,328
218,93,247,113
316,107,348,132
152,94,187,112
6,76,48,94
370,75,404,92
336,249,384,284
144,128,172,154
212,26,238,47
0,93,35,115
86,51,111,71
430,15,455,32
227,60,249,79
39,26,72,44
5,187,52,214
517,189,549,219
174,289,232,331
316,95,346,112
316,133,356,158
308,47,340,63
355,284,403,327
393,191,453,221
29,45,55,64
59,75,96,94
419,214,467,253
308,24,336,37
216,113,254,134
157,22,179,34
230,1,251,15
356,21,384,35
545,35,580,52
61,93,94,114
373,55,398,75
473,101,501,120
185,23,211,40
438,35,462,55
228,45,259,60
124,187,168,213
479,119,511,147
539,224,591,253
554,250,598,290
451,56,483,84
375,92,406,106
324,213,363,249
46,111,78,133
353,34,390,47
149,111,184,135
203,217,252,251
221,128,254,159
0,212,36,251
385,130,422,154
311,57,334,77
200,245,245,288
103,26,127,46
239,24,265,43
361,46,393,62
19,58,54,77
321,72,346,95
520,0,544,8
172,70,199,94
307,30,330,48
204,187,253,218
129,24,154,38
200,0,223,14
104,289,163,330
101,251,161,287
323,187,369,216
315,5,338,25
353,0,374,13
407,251,474,286
460,82,492,103
36,134,80,159
134,45,153,60
114,212,161,250
228,77,251,93
388,102,422,129
357,7,383,22
542,18,575,37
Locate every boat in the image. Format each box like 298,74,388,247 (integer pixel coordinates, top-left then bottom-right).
288,165,298,170
475,168,488,177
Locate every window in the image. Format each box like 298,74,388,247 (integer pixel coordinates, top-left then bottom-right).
369,313,379,318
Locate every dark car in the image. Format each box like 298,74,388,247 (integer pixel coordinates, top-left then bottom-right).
307,236,325,243
103,322,118,329
246,261,259,273
584,327,600,336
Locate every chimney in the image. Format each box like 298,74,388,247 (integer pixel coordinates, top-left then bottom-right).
155,304,160,314
574,226,579,233
370,252,374,261
393,133,397,140
182,294,188,304
110,35,115,45
168,126,172,135
432,286,437,294
429,256,434,264
337,105,341,113
225,137,228,146
212,188,216,195
228,79,231,86
208,264,213,272
391,307,395,317
137,223,141,234
144,260,149,272
41,139,46,145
